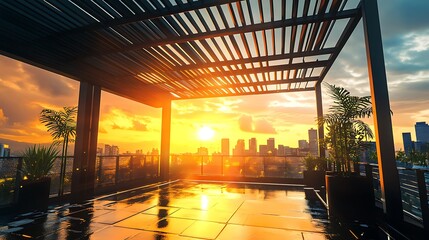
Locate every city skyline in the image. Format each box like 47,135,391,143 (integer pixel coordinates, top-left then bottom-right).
1,0,429,154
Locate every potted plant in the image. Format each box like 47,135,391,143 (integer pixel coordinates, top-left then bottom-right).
17,144,59,212
303,155,327,189
319,83,375,222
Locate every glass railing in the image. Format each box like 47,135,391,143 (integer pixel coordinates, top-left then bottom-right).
169,155,305,178
3,154,428,230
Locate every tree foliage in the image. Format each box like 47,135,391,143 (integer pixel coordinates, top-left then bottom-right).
21,144,59,181
319,84,374,173
39,106,77,194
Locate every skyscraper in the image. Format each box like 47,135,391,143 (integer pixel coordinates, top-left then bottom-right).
308,128,318,156
249,138,257,155
221,138,230,156
0,143,10,157
233,139,245,156
415,122,429,143
267,138,275,155
259,145,268,156
298,140,309,149
402,132,413,155
277,145,285,156
104,144,112,156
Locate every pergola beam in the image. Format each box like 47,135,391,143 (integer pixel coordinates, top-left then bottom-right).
74,8,359,60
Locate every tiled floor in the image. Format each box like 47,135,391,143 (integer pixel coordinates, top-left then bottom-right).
0,180,345,239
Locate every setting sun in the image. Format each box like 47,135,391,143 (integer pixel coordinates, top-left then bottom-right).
197,126,215,141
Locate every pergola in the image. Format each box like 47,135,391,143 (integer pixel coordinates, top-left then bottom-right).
0,0,402,223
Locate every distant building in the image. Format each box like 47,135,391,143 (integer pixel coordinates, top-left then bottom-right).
308,128,318,156
277,145,285,156
112,145,119,155
267,138,276,155
415,122,429,143
402,132,413,155
259,145,268,156
197,147,208,156
248,138,257,155
149,148,159,156
298,140,308,150
104,144,112,156
221,138,230,156
96,147,103,156
136,149,144,155
0,143,10,157
233,139,245,156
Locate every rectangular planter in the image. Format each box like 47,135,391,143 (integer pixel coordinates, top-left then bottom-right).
17,177,51,213
303,170,325,189
326,173,375,223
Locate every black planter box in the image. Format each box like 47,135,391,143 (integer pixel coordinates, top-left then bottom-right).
303,170,325,189
17,177,51,213
326,173,375,222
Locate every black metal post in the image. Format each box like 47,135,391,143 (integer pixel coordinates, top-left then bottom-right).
362,0,403,223
315,83,325,158
416,170,429,231
115,156,120,186
13,157,23,203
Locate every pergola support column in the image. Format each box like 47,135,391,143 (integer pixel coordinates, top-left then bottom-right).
362,0,403,223
315,83,325,158
71,82,101,203
160,101,171,180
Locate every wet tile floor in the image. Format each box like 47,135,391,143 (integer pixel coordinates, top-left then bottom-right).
1,180,349,239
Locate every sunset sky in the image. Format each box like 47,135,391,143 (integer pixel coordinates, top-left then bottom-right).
1,0,429,155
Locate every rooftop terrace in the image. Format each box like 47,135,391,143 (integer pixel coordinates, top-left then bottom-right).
1,180,385,240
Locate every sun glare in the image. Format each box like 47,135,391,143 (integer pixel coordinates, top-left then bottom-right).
198,126,215,141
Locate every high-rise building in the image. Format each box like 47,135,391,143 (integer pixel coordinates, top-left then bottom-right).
249,138,257,155
277,145,285,156
259,145,268,156
96,147,103,156
308,128,318,156
415,122,429,143
267,138,276,155
0,143,10,157
402,132,413,155
233,139,245,156
221,138,230,156
104,144,112,156
112,145,119,155
298,140,308,149
197,147,208,156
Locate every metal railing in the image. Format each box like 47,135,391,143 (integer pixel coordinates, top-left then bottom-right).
357,162,429,230
2,154,428,231
169,155,305,179
0,154,161,206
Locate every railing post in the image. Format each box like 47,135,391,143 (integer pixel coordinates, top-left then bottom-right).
13,157,23,203
115,156,120,186
354,162,360,174
221,156,224,176
416,170,429,231
200,156,203,176
143,156,147,178
97,156,103,186
365,164,374,180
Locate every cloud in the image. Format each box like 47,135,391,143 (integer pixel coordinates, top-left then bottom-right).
0,109,8,126
133,120,148,131
22,64,75,97
254,119,277,134
239,115,253,132
238,114,277,134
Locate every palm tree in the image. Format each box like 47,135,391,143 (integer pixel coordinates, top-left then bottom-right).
319,84,373,173
40,106,77,195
